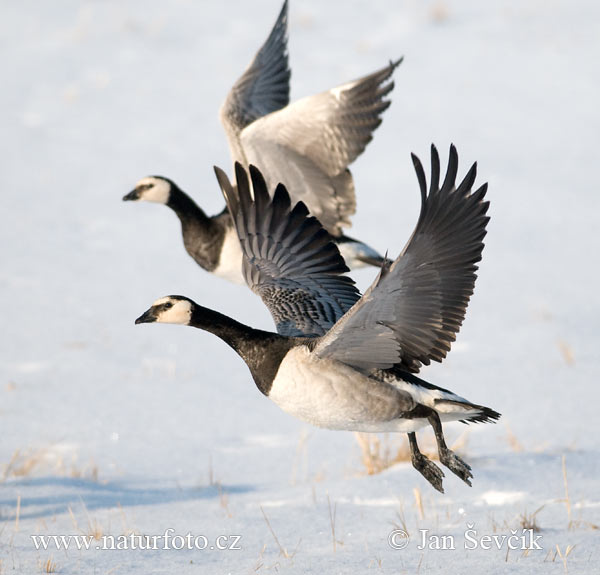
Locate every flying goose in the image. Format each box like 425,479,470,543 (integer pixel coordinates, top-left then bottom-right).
124,0,400,282
135,146,500,492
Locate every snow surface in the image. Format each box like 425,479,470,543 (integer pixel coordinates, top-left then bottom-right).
2,0,599,573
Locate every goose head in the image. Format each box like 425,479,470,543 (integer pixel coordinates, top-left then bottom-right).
135,295,193,325
124,176,172,204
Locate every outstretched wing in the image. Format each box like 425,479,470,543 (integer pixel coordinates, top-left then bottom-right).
214,163,361,337
239,59,402,235
314,144,490,373
220,1,290,162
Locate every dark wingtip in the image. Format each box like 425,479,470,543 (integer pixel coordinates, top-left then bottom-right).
441,143,459,192
213,165,226,181
248,164,268,191
290,199,310,219
476,182,489,197
430,144,440,195
214,165,233,198
390,56,404,69
214,165,240,219
234,161,245,180
411,152,427,204
448,144,458,172
248,164,272,213
272,182,290,201
234,162,250,195
457,161,478,195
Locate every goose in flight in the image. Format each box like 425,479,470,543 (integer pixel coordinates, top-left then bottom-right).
124,0,400,282
135,146,499,492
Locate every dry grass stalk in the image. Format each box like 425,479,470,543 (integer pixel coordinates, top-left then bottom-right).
518,505,545,532
41,557,58,573
544,548,557,562
354,433,441,476
559,456,599,530
68,504,104,540
413,488,425,521
207,454,215,486
87,517,104,541
391,503,409,537
449,431,469,453
68,460,98,481
260,506,295,559
562,455,573,529
327,494,343,552
117,503,136,537
556,544,576,574
289,429,310,486
354,433,390,475
217,483,232,518
557,340,575,366
83,506,104,540
430,1,449,22
2,447,99,482
15,495,21,532
252,544,267,572
2,448,46,480
505,425,524,452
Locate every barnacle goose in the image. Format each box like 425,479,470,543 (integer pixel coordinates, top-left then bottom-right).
135,146,500,492
124,0,398,282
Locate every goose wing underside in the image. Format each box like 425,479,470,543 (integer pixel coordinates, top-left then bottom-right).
214,163,361,337
314,145,490,373
220,1,290,163
239,59,401,235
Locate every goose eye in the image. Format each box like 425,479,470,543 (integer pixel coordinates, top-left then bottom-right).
163,302,173,310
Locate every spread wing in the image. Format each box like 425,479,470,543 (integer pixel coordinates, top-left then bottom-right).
214,163,361,337
239,59,402,235
314,144,490,373
220,1,290,162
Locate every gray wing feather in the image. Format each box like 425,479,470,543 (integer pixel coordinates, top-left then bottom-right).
220,1,290,163
314,144,490,373
239,59,402,235
214,163,361,337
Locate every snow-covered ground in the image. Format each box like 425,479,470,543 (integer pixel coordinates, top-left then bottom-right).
2,1,599,573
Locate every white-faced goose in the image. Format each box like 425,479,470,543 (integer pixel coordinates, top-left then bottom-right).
135,145,499,492
124,0,400,282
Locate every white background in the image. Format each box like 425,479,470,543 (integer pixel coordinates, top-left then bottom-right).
2,1,599,573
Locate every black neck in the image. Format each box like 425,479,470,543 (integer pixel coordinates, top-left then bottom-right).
166,184,229,271
167,184,212,230
190,305,294,396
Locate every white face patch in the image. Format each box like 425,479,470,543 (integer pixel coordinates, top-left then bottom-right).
134,177,171,204
152,297,192,325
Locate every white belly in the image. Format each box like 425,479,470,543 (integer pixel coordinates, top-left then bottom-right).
212,227,245,284
269,347,423,432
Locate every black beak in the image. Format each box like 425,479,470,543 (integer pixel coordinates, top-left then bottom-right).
123,189,140,201
135,308,157,325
